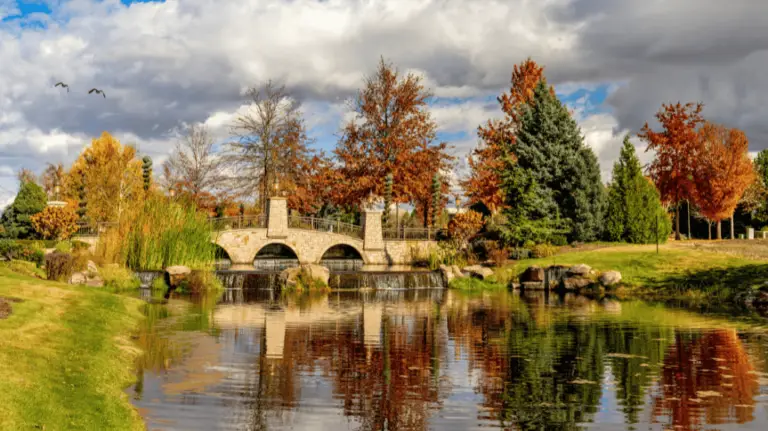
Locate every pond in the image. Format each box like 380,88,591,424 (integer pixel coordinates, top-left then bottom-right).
130,289,768,430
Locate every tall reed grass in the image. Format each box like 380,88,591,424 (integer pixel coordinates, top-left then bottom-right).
123,196,216,270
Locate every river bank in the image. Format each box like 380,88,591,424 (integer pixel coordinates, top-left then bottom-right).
498,242,768,304
0,267,145,431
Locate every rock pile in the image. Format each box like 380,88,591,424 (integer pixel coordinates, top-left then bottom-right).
515,263,623,293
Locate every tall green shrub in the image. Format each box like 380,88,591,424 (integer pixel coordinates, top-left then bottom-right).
605,136,672,243
0,180,47,239
500,80,605,244
124,195,215,270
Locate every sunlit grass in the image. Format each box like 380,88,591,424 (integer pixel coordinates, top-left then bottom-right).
0,268,145,430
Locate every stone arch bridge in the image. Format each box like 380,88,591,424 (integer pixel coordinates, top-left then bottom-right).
75,197,440,267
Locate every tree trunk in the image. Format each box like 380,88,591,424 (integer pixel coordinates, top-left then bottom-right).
675,204,681,240
717,220,722,240
731,215,735,239
708,221,712,240
395,203,400,239
687,200,691,240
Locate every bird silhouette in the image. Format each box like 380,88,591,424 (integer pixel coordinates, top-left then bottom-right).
88,88,106,98
54,82,69,92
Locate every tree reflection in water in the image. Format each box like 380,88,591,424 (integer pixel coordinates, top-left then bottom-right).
131,289,767,431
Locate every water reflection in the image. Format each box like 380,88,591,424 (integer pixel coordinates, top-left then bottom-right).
131,290,768,431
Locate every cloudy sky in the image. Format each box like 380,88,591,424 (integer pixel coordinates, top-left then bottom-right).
1,0,766,207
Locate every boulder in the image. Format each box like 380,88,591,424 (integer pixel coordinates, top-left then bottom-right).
280,264,330,289
439,264,454,284
463,265,495,280
451,265,465,279
561,277,594,291
69,272,87,285
86,260,99,276
599,270,622,287
520,265,545,283
164,265,192,288
567,264,592,277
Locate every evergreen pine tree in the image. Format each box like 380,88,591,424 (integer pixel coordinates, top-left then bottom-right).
0,179,48,239
142,156,153,192
605,136,671,243
500,79,606,244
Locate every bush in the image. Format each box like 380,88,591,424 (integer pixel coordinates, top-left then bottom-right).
100,266,140,291
447,210,484,249
532,243,559,258
54,241,73,253
509,248,532,260
294,268,328,292
30,206,79,240
1,260,46,279
0,239,20,260
550,235,568,246
45,252,75,281
72,240,91,251
184,271,223,293
487,243,509,267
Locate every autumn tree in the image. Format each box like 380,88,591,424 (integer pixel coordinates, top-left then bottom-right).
69,132,145,223
41,163,66,199
448,210,484,250
163,123,223,213
335,57,453,226
743,149,768,223
228,81,315,213
463,58,546,214
31,206,79,240
639,102,705,240
16,168,37,185
692,123,755,239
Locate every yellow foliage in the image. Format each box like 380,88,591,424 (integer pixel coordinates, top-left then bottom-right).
69,132,145,223
30,206,79,240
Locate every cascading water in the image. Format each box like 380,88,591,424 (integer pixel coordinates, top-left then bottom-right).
135,271,164,288
329,271,444,290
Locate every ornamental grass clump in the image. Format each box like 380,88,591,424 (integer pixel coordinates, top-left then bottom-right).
123,196,216,271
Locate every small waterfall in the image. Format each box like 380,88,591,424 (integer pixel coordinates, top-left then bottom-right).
216,271,282,290
329,271,445,290
253,259,299,272
320,259,364,272
543,265,570,290
135,271,163,288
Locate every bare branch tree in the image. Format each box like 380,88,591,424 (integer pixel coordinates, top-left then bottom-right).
227,80,314,213
162,123,223,202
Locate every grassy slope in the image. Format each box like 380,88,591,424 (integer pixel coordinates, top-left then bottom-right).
497,243,768,301
0,268,145,431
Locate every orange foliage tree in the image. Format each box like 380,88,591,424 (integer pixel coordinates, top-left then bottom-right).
31,206,79,240
693,123,755,239
463,58,548,213
334,57,453,222
447,210,484,249
639,102,705,240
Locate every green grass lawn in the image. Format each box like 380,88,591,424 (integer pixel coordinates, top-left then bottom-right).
0,268,145,431
495,243,768,302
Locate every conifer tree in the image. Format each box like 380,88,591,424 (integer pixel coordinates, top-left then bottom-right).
0,179,48,239
500,79,606,244
142,156,153,192
605,136,671,243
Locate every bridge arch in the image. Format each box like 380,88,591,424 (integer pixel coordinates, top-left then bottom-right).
319,243,366,272
253,242,301,271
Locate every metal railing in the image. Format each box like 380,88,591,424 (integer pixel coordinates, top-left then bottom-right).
209,215,267,231
288,216,363,239
73,222,119,237
382,227,445,241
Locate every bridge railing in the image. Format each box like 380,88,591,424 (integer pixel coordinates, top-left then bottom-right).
74,222,119,237
382,227,446,241
288,215,363,239
209,215,267,231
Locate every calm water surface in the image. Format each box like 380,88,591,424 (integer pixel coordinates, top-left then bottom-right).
130,289,768,431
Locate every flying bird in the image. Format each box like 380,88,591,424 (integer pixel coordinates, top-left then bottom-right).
88,88,106,98
54,82,69,92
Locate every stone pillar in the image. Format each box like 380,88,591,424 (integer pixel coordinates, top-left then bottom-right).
748,227,755,240
267,197,288,239
362,210,384,251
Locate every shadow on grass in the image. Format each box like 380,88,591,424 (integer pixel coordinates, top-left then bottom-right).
648,264,768,301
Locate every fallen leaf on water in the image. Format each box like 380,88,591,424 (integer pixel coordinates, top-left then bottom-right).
696,391,722,398
606,353,647,359
570,379,597,385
